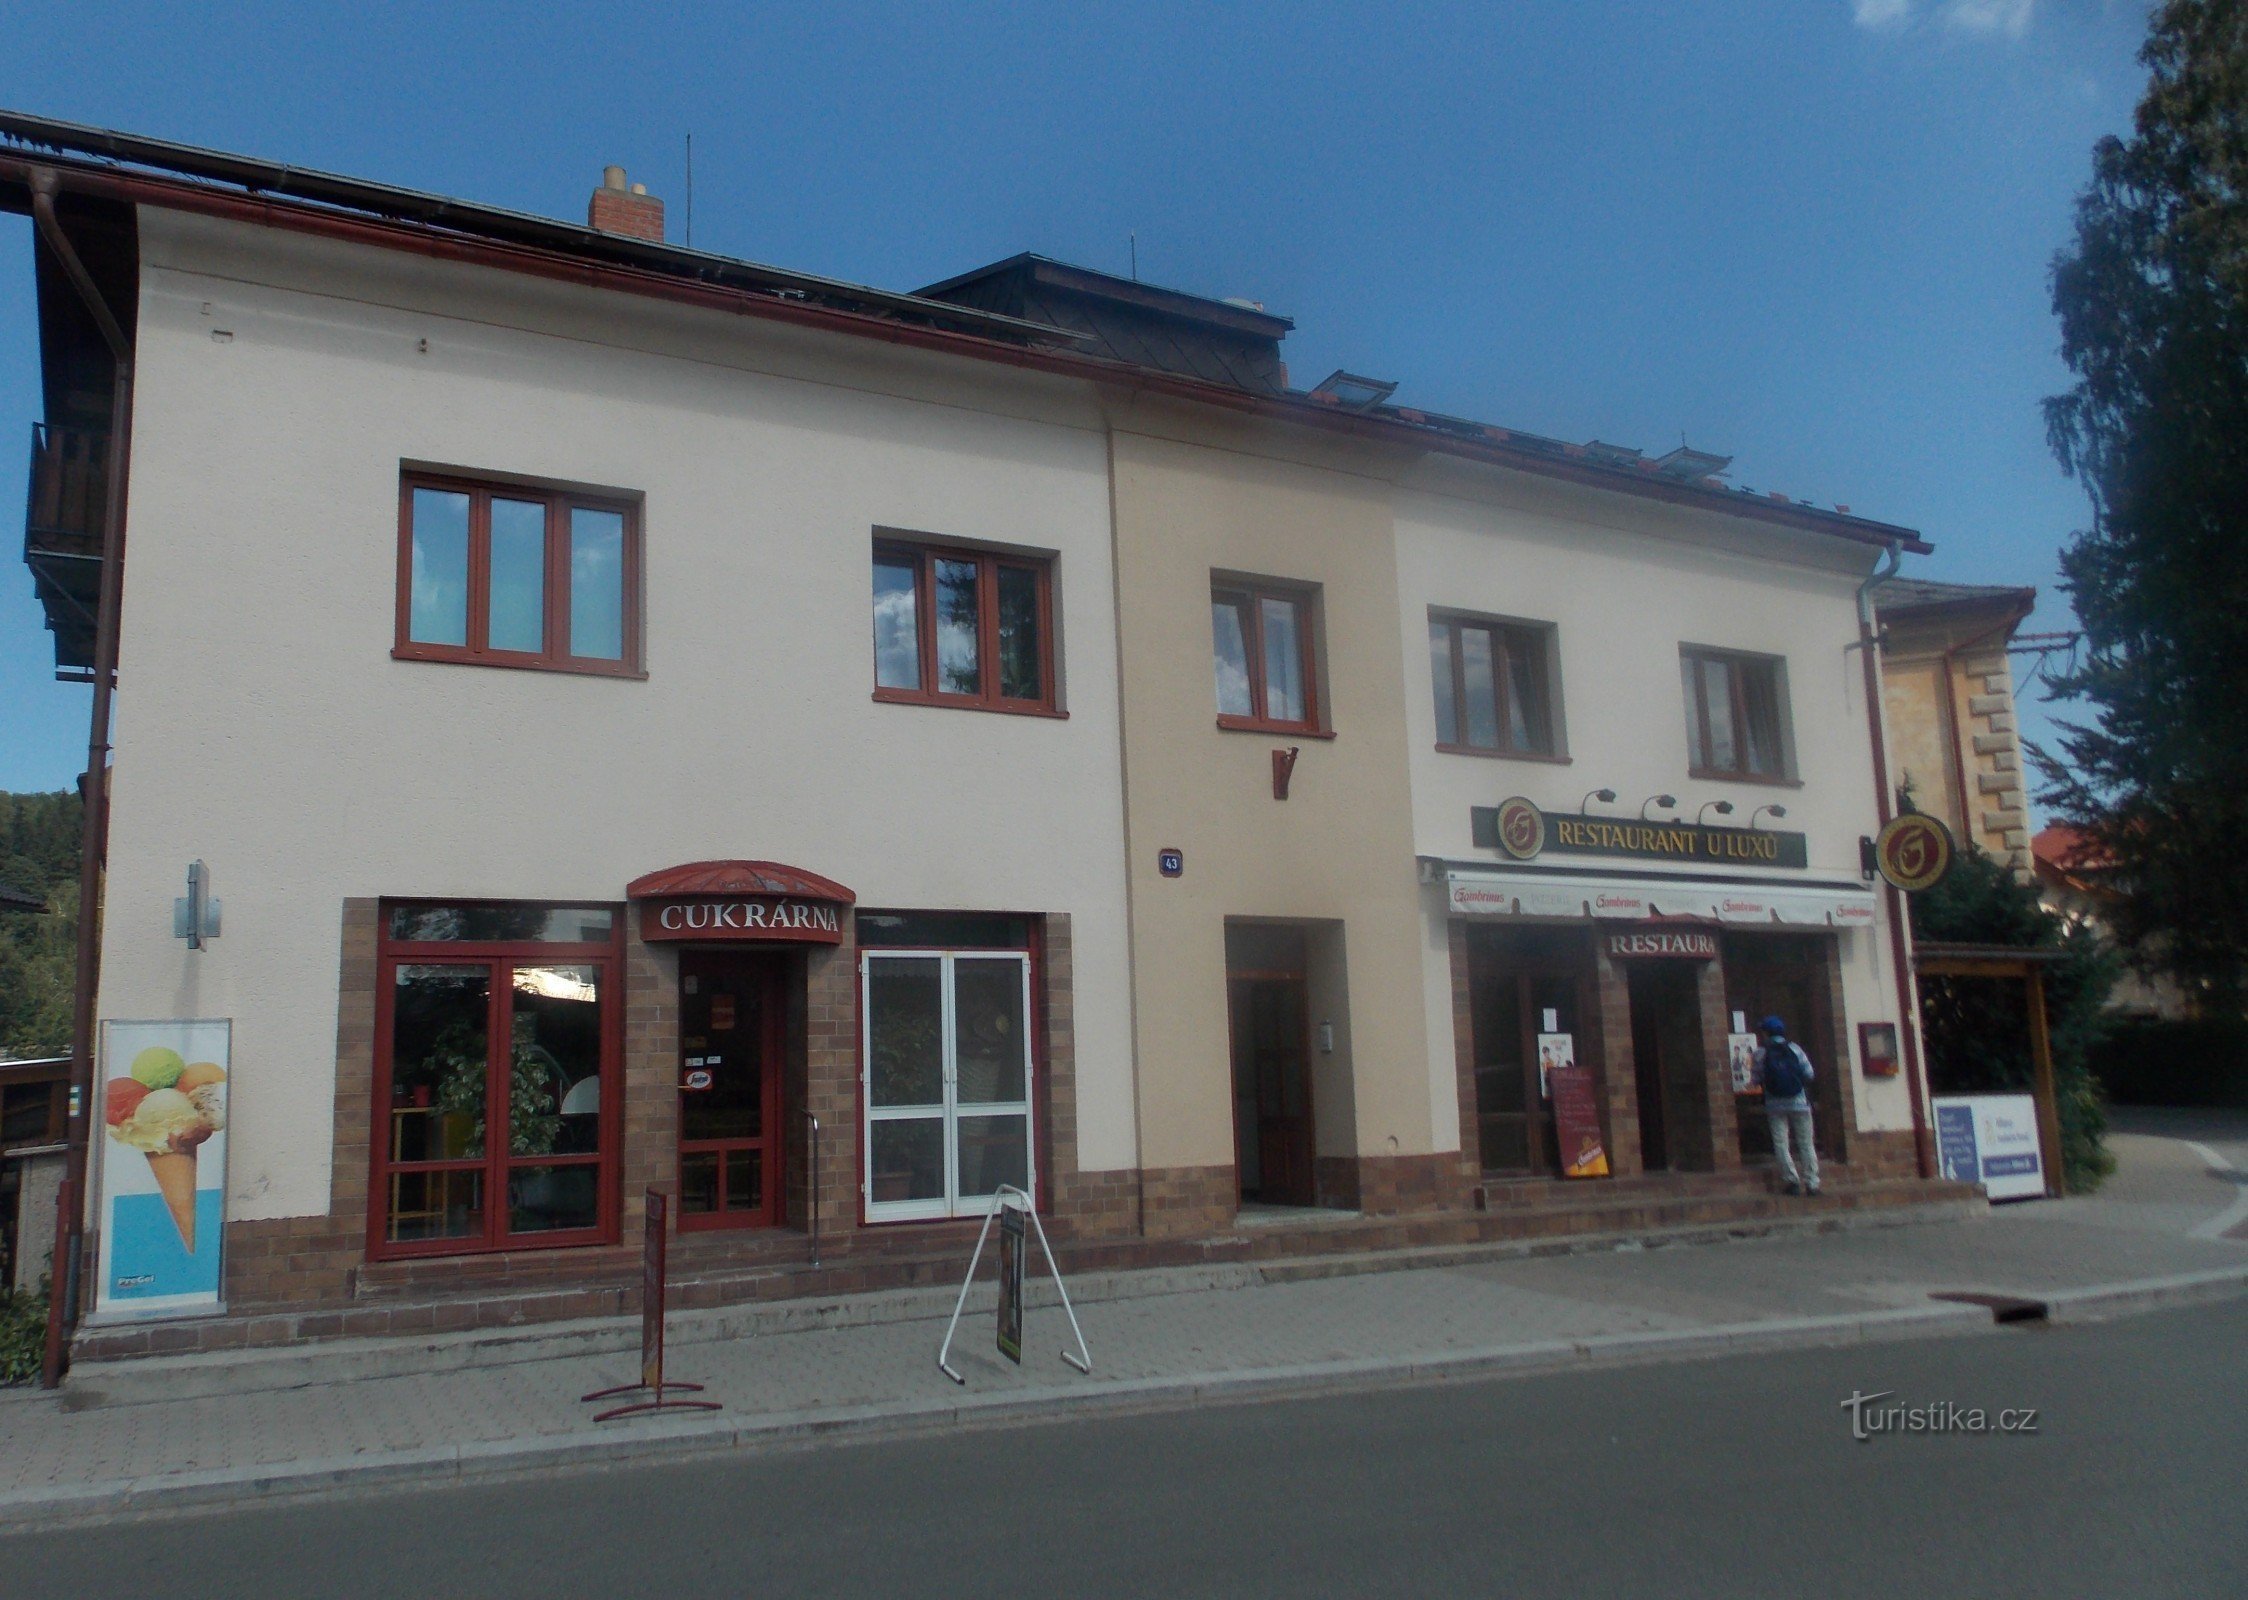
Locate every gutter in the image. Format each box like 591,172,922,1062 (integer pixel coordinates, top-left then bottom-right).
1855,545,1934,1180
28,167,134,1387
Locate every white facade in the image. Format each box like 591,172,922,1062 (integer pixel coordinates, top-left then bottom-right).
98,209,1138,1223
1392,458,1919,1149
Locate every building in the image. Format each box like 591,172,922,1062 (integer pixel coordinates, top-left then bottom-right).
2031,824,2193,1020
5,112,1956,1364
1874,577,2038,874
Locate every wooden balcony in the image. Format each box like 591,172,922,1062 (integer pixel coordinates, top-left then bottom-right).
23,423,106,677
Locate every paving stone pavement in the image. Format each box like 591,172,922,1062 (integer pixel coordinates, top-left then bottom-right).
3,1184,2244,1514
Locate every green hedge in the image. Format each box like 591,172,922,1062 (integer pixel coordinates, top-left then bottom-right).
2092,1018,2248,1107
0,1283,46,1386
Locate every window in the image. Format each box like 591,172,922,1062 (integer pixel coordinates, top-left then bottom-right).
371,903,621,1259
1212,581,1321,732
860,914,1038,1222
396,473,641,675
1429,613,1559,758
1681,648,1792,780
871,539,1055,713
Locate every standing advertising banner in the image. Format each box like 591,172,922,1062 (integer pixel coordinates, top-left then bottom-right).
996,1204,1025,1364
1546,1038,1610,1178
1932,1095,2046,1201
95,1019,231,1319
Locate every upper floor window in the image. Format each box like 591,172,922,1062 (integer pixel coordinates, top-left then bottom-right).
1681,647,1792,780
872,539,1056,714
396,472,642,677
1429,612,1559,758
1213,580,1322,733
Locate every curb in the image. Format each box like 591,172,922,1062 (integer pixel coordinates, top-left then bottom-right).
2037,1263,2248,1323
0,1300,1998,1529
59,1196,1981,1406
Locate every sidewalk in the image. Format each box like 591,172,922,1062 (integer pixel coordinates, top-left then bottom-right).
5,1179,2245,1529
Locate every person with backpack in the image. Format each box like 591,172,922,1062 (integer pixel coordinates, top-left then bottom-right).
1758,1015,1820,1196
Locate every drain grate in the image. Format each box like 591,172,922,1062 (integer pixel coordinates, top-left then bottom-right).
1931,1291,2050,1324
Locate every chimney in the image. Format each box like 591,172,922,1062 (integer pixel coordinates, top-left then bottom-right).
588,165,664,243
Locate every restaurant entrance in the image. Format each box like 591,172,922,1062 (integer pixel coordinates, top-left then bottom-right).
1627,961,1714,1172
676,950,787,1229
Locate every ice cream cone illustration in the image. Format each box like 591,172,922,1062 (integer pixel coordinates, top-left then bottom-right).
104,1047,227,1255
145,1150,199,1251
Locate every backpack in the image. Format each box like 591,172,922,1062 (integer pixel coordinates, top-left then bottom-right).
1762,1041,1810,1100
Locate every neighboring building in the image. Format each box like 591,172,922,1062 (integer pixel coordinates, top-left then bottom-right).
2031,824,2193,1020
5,112,1950,1361
1874,578,2037,875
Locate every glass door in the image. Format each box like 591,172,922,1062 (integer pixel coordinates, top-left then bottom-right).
678,951,783,1229
863,951,1034,1221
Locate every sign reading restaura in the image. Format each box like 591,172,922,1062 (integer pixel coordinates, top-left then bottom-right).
95,1018,231,1320
639,898,845,944
1473,803,1809,869
1607,928,1720,960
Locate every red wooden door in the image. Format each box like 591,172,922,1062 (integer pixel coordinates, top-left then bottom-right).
1230,975,1315,1206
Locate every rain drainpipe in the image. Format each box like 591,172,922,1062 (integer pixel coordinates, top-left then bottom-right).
31,168,135,1388
1856,543,1934,1180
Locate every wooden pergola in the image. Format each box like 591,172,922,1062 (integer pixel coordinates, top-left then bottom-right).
1912,942,2070,1199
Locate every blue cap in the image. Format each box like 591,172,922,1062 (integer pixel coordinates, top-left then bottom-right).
1761,1015,1787,1034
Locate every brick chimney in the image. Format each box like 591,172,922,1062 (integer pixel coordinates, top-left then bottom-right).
588,165,664,242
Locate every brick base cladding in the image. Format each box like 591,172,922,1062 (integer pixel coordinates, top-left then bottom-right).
215,901,1125,1313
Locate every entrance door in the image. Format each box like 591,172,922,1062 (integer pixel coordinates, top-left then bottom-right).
677,951,785,1229
1627,963,1711,1173
1230,975,1315,1206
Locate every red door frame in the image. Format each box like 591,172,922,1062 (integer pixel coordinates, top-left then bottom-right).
676,949,788,1231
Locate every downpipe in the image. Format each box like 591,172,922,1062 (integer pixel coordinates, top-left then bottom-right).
1854,542,1934,1180
30,168,135,1387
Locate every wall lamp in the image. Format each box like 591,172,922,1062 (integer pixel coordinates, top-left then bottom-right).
1639,793,1678,820
1696,800,1735,826
1751,804,1789,830
1578,788,1617,814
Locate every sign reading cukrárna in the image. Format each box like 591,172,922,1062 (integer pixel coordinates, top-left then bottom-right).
1473,802,1808,870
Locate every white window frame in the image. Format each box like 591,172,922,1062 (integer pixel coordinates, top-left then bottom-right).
860,949,1036,1222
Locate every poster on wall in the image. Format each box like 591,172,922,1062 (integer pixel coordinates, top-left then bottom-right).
95,1019,231,1319
1535,1033,1574,1100
1727,1033,1763,1096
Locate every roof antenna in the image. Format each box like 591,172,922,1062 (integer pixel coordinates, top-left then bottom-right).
684,132,694,248
1129,231,1137,281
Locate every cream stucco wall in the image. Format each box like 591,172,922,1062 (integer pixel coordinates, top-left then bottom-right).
98,208,1137,1221
1108,413,1435,1169
1392,461,1921,1140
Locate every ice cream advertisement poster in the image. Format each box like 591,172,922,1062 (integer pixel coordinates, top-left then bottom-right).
94,1019,230,1319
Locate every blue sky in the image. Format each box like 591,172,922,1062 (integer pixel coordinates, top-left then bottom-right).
0,0,2150,794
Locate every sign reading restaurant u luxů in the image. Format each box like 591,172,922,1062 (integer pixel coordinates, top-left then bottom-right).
627,859,855,946
1475,798,1810,870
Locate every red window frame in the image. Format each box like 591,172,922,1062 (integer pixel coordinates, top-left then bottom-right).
394,471,645,678
870,539,1059,715
1429,611,1562,760
368,904,624,1262
1682,646,1794,783
1212,581,1327,736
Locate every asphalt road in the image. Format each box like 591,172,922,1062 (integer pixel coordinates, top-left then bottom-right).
4,1296,2240,1600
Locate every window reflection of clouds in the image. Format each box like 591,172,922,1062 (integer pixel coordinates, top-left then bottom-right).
569,509,625,660
1260,597,1305,723
410,489,470,646
872,561,920,689
1212,601,1252,715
